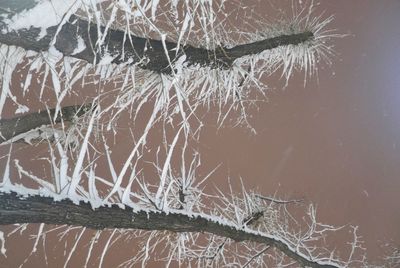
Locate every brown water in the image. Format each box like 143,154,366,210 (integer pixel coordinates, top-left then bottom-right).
198,0,400,263
1,0,400,267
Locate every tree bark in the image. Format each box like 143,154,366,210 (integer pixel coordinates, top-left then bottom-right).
0,104,92,144
0,191,337,268
0,1,313,74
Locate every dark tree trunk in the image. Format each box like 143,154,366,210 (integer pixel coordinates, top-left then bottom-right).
0,191,337,268
0,1,313,74
0,104,92,144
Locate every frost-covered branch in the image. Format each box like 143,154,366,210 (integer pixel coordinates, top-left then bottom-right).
254,194,304,205
0,191,338,268
0,104,92,144
0,1,314,74
0,1,352,267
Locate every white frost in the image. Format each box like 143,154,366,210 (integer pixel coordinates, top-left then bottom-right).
0,45,26,118
15,104,30,114
3,0,82,40
97,53,115,65
0,231,6,257
71,36,86,55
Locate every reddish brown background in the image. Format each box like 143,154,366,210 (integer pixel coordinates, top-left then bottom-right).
201,0,400,263
1,0,400,267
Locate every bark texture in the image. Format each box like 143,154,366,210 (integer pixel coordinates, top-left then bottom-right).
0,191,337,268
0,1,313,74
0,104,92,144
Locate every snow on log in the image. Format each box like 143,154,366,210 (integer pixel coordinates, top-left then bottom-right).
0,191,338,268
0,1,314,74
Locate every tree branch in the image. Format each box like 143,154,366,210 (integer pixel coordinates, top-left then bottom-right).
0,1,313,74
242,246,271,268
0,191,338,268
254,194,304,205
0,104,92,144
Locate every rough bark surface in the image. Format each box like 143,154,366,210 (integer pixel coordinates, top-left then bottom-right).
0,192,337,268
0,104,92,144
0,1,313,73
